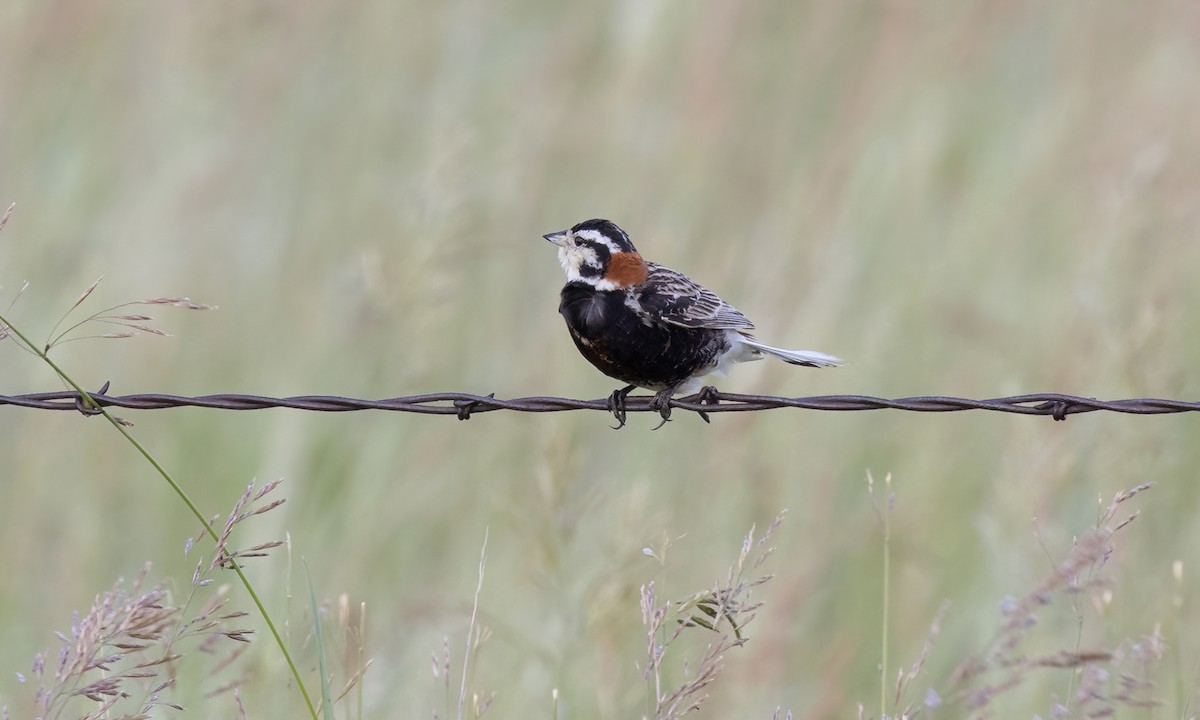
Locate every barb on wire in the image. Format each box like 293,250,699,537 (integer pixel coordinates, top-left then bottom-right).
1,388,1198,422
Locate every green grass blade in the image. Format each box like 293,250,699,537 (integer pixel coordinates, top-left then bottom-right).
304,557,336,720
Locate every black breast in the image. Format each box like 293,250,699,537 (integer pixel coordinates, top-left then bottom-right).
558,282,729,390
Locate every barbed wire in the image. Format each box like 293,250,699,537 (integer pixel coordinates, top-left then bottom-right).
1,387,1198,421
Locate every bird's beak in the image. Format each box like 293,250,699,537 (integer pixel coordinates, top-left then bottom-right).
543,230,568,247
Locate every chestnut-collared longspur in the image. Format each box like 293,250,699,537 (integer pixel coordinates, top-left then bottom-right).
544,218,842,427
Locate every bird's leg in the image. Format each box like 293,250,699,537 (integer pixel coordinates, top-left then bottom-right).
607,384,637,430
649,382,684,430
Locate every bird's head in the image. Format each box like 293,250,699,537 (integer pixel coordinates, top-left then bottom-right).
543,219,647,290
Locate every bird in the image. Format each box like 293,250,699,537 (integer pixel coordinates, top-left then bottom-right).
543,218,842,428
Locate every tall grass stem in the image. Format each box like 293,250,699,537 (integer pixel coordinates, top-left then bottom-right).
0,310,318,719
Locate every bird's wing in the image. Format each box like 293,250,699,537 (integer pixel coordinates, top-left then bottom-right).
630,263,756,330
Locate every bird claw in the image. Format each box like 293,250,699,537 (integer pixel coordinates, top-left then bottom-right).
607,384,706,429
693,385,721,424
607,385,636,430
649,387,675,430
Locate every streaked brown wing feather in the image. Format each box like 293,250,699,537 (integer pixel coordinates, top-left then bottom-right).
633,263,755,330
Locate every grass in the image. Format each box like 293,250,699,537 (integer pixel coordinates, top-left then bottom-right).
1,477,288,719
0,468,1167,718
4,1,1200,717
639,511,783,719
0,301,316,717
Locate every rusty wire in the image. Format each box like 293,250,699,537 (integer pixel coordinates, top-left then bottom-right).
1,387,1199,421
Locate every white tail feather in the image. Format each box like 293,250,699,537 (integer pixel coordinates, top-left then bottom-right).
738,337,843,368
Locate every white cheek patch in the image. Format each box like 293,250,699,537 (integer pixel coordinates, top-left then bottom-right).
557,245,594,277
557,245,576,275
558,244,618,290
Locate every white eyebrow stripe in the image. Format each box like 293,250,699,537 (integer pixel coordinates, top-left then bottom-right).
572,229,621,253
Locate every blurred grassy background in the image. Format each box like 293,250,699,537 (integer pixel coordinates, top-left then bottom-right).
2,1,1200,717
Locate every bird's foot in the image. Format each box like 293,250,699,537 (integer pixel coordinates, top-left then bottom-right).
693,385,721,424
649,386,678,431
607,385,637,430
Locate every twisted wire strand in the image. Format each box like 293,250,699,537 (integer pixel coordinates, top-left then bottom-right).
2,389,1199,421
